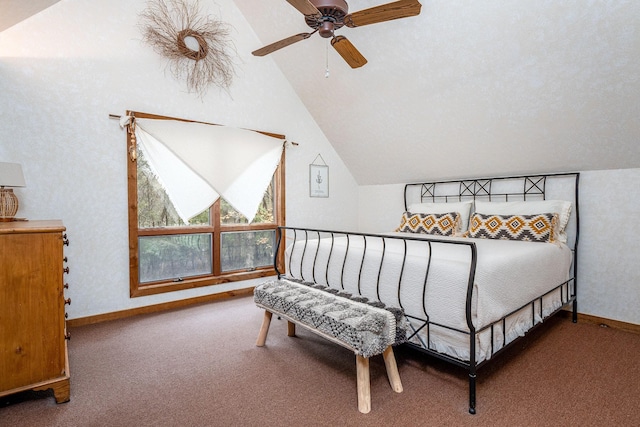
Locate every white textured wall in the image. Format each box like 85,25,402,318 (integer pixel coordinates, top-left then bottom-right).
577,169,640,325
0,0,358,319
358,169,640,326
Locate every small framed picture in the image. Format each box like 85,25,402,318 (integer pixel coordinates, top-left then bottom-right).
309,164,329,198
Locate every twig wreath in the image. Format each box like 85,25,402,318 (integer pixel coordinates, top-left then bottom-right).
139,0,235,96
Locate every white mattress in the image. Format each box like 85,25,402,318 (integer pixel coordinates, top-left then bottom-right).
284,232,573,363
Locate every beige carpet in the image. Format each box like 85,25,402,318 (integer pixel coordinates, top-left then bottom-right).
2,295,639,426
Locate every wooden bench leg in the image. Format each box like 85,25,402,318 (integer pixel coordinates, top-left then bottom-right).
356,355,371,414
383,346,403,393
256,310,273,347
287,320,296,337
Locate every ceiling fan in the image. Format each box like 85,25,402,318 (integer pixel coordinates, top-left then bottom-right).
252,0,422,68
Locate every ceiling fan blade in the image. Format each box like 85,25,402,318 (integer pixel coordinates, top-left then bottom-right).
344,0,422,28
252,32,313,56
286,0,322,18
331,36,368,69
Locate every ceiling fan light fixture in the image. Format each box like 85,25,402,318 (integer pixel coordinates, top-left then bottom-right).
319,20,335,38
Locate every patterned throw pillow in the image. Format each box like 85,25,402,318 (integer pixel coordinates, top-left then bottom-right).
396,212,460,236
467,213,558,243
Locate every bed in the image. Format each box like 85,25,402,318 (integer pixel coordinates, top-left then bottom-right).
274,173,579,414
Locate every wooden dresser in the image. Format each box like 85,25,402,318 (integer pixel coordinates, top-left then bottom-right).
0,220,70,403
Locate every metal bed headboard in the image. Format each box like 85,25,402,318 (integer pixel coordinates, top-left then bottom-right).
404,172,580,250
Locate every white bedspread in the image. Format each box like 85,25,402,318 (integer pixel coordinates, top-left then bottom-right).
284,232,572,362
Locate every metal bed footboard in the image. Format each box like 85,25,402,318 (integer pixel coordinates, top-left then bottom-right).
273,227,480,405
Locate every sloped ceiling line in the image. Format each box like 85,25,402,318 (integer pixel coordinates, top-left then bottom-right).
0,0,62,32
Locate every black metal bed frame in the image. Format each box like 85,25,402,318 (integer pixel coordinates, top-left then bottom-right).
274,172,580,414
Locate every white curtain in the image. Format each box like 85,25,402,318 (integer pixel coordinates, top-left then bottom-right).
125,116,284,224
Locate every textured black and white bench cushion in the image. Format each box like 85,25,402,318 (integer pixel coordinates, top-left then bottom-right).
254,278,407,358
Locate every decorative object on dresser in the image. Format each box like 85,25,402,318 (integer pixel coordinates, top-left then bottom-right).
0,220,71,403
0,162,26,222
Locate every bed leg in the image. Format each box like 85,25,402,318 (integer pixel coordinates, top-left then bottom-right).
468,373,477,414
572,300,578,323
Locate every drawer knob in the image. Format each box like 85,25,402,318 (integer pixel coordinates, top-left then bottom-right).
65,332,71,340
64,283,69,289
64,297,71,305
63,267,70,274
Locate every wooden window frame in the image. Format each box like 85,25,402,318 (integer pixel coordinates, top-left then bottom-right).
126,111,286,297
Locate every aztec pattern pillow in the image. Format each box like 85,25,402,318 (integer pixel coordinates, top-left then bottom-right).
407,201,474,232
474,200,571,243
466,212,558,243
396,212,460,236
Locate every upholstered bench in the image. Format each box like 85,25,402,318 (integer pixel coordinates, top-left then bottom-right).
254,278,407,413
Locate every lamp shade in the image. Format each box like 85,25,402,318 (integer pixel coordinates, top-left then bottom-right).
0,162,26,187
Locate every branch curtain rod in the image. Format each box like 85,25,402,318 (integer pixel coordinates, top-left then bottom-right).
109,113,298,146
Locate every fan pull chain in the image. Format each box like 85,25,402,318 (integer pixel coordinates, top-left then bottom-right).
325,39,330,78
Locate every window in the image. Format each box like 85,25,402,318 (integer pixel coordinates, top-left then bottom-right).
126,111,285,297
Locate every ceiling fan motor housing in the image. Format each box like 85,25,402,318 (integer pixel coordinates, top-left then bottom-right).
306,0,349,37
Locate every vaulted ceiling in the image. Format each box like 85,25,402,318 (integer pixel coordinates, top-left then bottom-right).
0,0,61,32
3,1,639,185
236,0,640,185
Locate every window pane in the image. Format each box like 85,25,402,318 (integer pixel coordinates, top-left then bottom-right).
137,148,210,228
221,230,275,272
139,234,212,283
220,180,274,225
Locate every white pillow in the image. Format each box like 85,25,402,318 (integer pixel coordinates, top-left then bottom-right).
408,201,473,232
474,200,572,243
